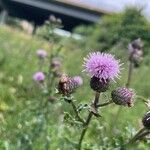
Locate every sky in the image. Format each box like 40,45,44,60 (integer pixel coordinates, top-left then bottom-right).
66,0,150,20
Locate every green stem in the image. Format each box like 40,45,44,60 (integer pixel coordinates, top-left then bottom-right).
44,98,50,150
78,92,100,150
38,58,44,71
126,61,134,88
137,131,150,141
47,43,54,92
97,100,113,107
128,128,146,144
136,95,148,103
70,101,85,123
112,61,133,135
78,112,93,150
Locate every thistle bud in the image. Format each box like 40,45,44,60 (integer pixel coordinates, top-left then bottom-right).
128,38,143,66
58,74,81,95
51,58,61,70
111,87,134,107
142,112,150,129
58,74,69,95
130,38,143,50
90,76,109,92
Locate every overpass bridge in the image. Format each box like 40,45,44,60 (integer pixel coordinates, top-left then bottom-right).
0,0,109,30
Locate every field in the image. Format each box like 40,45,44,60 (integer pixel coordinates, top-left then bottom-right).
0,24,150,149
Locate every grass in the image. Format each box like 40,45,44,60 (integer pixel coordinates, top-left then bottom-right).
0,26,150,149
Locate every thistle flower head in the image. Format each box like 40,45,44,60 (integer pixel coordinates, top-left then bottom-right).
128,38,143,52
72,76,83,86
33,72,45,82
83,52,121,81
58,74,82,95
128,38,143,66
36,49,47,58
142,111,150,129
111,87,134,107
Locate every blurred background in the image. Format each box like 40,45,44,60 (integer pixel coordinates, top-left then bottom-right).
1,0,150,31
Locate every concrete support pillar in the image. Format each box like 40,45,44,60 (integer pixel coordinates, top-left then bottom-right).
32,23,37,35
0,10,8,25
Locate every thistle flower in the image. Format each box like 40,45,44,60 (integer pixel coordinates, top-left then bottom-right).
72,76,83,86
83,52,121,92
142,111,150,129
111,87,134,107
36,49,47,58
58,74,82,95
83,52,120,81
33,72,45,82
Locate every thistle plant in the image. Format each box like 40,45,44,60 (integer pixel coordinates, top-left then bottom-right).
122,39,150,144
22,14,65,148
127,111,150,144
126,38,143,87
57,52,139,149
113,38,144,134
28,33,148,149
28,41,63,149
37,15,62,43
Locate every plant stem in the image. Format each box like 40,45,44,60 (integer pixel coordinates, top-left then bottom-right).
126,61,134,88
47,43,54,91
112,61,133,134
44,98,50,150
94,92,100,106
137,131,150,141
136,95,148,103
78,92,100,150
70,100,85,123
78,112,93,150
38,58,44,71
97,100,113,107
128,128,146,144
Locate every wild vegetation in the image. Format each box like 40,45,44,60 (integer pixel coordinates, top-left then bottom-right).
0,7,150,149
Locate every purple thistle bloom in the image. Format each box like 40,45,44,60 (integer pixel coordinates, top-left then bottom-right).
33,72,45,82
72,76,83,86
36,49,47,58
83,52,121,81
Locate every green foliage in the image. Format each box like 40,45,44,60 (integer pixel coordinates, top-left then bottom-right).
74,7,150,56
36,15,63,43
0,15,150,149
